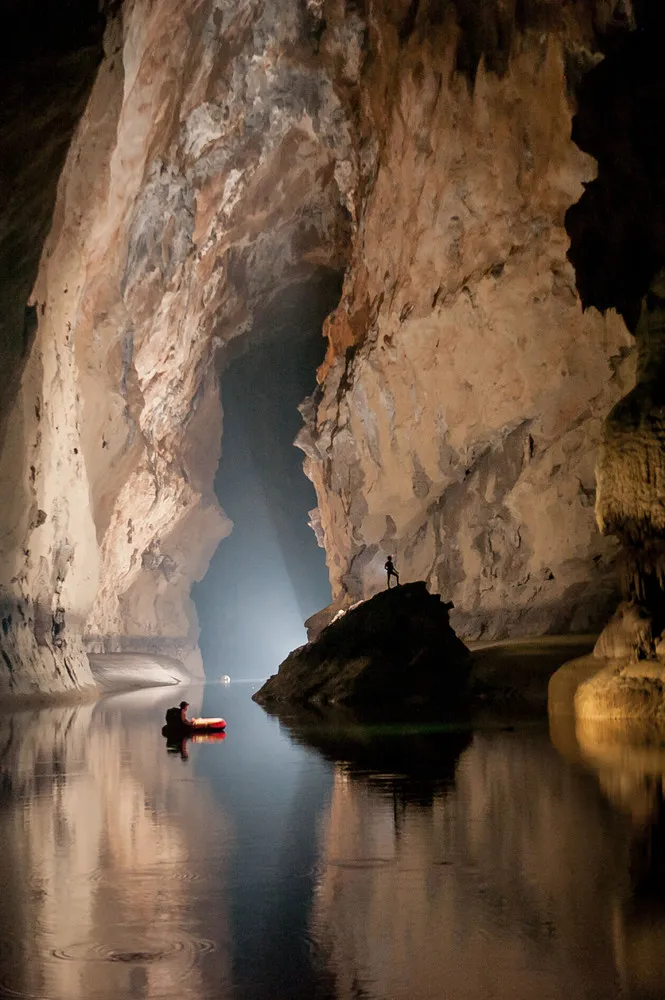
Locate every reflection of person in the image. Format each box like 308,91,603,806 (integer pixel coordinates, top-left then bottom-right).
166,737,189,761
385,555,400,588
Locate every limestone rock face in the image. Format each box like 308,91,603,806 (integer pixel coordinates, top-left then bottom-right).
302,4,634,639
595,273,665,608
0,0,641,694
0,0,358,692
253,582,471,708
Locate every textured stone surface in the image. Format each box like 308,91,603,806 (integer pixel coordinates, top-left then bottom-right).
0,0,645,694
552,12,665,728
550,277,665,727
0,0,358,692
575,661,665,726
595,273,665,600
302,4,635,639
593,600,656,660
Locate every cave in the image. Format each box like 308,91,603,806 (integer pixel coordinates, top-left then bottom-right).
2,0,665,701
193,274,339,678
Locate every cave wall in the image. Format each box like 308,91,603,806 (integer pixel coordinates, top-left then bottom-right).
0,0,642,692
565,4,665,650
303,1,636,637
0,0,356,693
0,0,106,431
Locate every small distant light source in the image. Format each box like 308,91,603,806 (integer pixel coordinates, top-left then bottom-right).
221,675,231,685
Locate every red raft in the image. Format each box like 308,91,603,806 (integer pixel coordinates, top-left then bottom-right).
162,717,226,738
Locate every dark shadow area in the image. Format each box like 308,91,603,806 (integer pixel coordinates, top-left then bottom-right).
0,0,106,427
468,634,597,707
266,703,472,807
193,274,340,679
566,2,665,331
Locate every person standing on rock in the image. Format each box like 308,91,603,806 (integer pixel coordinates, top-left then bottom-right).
385,555,400,588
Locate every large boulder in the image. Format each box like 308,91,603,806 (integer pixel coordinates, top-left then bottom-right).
253,582,470,709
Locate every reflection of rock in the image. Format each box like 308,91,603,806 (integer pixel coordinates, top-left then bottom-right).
550,711,665,999
274,705,471,806
254,582,471,709
0,689,231,999
312,728,629,1000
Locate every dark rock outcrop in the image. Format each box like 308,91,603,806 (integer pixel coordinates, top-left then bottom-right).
253,582,471,709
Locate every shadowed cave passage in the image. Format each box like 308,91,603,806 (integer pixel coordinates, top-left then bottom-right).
193,277,341,680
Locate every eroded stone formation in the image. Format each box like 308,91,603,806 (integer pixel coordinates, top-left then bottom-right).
0,0,646,694
301,0,635,638
549,4,665,724
0,0,356,693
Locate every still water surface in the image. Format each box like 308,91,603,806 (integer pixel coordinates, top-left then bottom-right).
1,682,664,999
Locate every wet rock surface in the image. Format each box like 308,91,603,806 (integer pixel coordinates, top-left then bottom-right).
253,582,471,708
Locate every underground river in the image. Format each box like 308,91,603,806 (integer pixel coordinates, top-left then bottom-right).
1,682,664,1000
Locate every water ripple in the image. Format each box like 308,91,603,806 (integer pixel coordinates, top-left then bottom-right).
50,931,215,968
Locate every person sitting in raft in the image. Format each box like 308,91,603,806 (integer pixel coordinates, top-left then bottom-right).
165,701,193,729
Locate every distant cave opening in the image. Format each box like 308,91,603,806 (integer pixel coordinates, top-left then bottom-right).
192,271,342,680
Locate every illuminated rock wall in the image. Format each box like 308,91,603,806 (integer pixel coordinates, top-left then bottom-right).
0,0,642,692
302,4,635,638
0,0,356,692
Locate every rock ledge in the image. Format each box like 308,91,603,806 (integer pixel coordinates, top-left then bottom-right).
253,582,470,709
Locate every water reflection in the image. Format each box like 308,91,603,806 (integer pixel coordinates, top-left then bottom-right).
0,687,232,1000
551,713,665,999
5,686,665,999
280,711,631,1000
275,709,472,806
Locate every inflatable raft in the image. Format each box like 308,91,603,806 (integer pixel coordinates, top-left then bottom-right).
161,717,226,737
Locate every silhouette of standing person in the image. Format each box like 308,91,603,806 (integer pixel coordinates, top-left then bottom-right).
385,555,400,588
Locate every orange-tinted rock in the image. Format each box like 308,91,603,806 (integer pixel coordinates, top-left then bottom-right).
303,10,635,639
